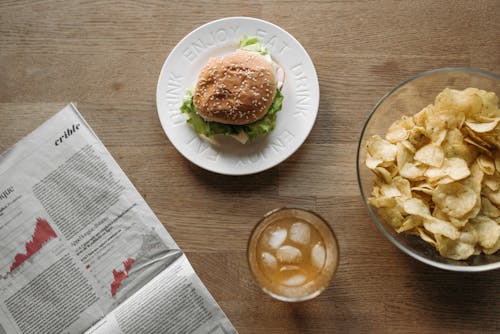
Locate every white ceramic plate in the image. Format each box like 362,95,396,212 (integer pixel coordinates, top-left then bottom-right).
156,17,319,175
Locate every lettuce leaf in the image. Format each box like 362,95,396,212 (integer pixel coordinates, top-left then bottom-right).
180,89,284,140
179,91,237,137
243,89,283,140
239,34,268,55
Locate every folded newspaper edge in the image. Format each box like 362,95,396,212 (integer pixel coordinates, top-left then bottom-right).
0,104,237,334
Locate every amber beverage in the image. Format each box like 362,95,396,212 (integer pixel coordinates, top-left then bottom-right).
248,208,339,301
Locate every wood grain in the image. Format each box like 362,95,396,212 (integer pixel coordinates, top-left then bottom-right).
1,1,499,333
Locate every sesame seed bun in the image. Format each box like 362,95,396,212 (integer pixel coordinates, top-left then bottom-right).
193,50,277,125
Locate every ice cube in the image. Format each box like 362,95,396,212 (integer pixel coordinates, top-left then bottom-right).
279,265,300,272
262,227,287,249
260,252,278,270
282,274,307,286
311,243,326,269
276,245,302,264
289,222,311,245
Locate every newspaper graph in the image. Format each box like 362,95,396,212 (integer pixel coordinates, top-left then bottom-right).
85,229,170,299
0,217,58,279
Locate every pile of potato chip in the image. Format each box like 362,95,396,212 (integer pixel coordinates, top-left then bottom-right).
366,88,500,260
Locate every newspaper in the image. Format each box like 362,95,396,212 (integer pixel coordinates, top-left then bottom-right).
0,104,236,334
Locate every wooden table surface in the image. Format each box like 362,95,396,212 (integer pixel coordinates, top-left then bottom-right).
1,1,499,333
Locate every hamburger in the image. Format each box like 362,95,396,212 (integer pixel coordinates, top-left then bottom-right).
180,35,284,143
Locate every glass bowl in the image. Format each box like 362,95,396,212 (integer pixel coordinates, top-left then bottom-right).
356,67,500,272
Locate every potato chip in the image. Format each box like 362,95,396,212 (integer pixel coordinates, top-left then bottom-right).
450,172,484,226
366,154,383,170
484,235,500,255
471,216,500,249
369,196,397,208
374,166,393,184
445,158,470,180
399,162,426,180
413,104,433,127
473,89,500,119
377,206,404,229
424,165,448,182
454,192,481,224
436,88,482,116
393,176,412,198
444,128,464,145
465,119,499,133
484,187,500,206
481,197,500,218
435,234,475,260
367,87,500,260
432,207,450,221
411,183,434,195
483,174,500,191
416,227,437,246
462,161,484,194
445,144,478,165
431,129,448,146
423,217,459,240
476,154,495,175
367,135,397,163
443,129,479,164
475,114,499,123
464,137,491,156
495,151,500,172
432,183,476,218
388,163,399,177
421,103,452,144
457,224,479,245
424,157,470,182
411,192,432,207
397,215,422,233
379,183,402,198
386,116,414,143
482,133,500,151
449,216,469,228
402,198,431,217
429,112,462,141
414,144,444,167
441,177,462,186
401,140,416,153
408,126,430,148
396,142,413,169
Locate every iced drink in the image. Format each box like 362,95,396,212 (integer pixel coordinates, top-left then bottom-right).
248,208,339,301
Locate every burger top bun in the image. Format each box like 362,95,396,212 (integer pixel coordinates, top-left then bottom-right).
193,50,277,125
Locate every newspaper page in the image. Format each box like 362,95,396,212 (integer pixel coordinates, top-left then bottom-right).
0,104,236,334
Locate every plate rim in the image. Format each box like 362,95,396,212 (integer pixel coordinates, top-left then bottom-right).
156,16,320,175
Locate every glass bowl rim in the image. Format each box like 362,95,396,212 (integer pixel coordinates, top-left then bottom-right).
356,67,500,272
